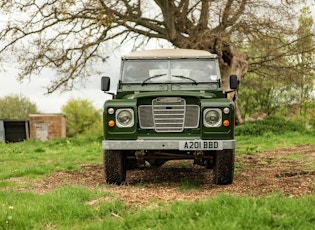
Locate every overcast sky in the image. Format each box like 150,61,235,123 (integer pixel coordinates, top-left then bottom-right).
0,55,120,113
0,41,169,113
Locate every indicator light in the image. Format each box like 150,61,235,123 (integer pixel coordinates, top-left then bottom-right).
223,120,230,127
108,120,115,127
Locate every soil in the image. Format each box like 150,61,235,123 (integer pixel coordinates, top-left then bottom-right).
10,145,315,205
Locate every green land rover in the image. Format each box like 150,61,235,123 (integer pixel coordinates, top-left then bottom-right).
101,49,238,185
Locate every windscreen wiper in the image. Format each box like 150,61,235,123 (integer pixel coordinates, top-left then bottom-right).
172,75,197,85
141,74,166,86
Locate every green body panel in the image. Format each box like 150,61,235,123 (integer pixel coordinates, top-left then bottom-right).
121,90,217,100
103,91,235,141
103,99,138,140
115,84,226,99
201,99,235,140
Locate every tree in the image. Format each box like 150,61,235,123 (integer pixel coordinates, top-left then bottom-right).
0,0,313,123
294,6,315,115
239,6,315,118
239,32,296,117
0,94,39,120
61,98,101,136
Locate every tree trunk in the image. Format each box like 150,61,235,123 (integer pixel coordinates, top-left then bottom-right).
172,35,248,124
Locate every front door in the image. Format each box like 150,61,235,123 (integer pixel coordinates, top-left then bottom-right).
35,123,48,141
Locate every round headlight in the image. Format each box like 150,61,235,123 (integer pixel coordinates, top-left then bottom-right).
204,109,222,127
116,109,134,127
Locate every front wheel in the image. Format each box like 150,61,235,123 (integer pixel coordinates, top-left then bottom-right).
213,150,235,185
104,150,126,184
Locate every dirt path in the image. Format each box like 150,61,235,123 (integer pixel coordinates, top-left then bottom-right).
12,145,315,205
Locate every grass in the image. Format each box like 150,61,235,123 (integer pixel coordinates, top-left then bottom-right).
0,136,102,180
235,131,315,155
178,178,201,192
1,131,313,180
0,117,314,229
0,186,120,229
1,189,314,229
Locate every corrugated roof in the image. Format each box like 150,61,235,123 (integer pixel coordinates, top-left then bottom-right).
123,49,217,59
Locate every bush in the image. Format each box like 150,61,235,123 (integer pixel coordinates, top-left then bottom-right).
61,98,101,137
235,116,306,136
0,94,39,119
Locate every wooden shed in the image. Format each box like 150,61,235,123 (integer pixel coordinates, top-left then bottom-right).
29,114,66,140
0,120,29,142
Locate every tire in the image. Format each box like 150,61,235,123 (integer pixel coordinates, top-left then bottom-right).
213,150,235,185
103,150,126,184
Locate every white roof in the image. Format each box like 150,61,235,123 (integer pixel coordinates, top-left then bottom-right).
123,49,217,59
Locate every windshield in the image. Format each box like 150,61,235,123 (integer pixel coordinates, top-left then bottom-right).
122,59,219,84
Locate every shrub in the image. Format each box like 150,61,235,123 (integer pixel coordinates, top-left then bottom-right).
61,98,101,137
235,116,306,136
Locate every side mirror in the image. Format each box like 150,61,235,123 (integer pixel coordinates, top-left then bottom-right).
230,75,238,90
101,76,110,92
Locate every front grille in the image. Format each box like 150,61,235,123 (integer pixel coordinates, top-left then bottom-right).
138,97,200,132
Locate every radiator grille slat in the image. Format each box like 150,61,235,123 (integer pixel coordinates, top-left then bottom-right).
138,97,200,132
153,98,185,132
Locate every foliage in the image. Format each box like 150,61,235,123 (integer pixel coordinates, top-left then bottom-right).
238,30,298,117
0,94,39,120
80,117,103,137
303,100,315,128
61,98,101,137
239,6,315,118
293,6,315,113
238,73,280,117
1,1,314,125
0,0,309,95
235,116,307,136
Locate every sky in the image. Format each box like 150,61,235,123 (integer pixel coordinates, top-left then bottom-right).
0,54,121,113
1,3,314,114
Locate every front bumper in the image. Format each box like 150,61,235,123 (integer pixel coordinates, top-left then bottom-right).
102,139,236,150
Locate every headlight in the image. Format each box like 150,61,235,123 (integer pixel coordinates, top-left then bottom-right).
203,109,222,127
116,109,134,128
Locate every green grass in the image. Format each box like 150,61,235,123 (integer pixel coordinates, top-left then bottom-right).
1,189,314,229
235,116,315,154
235,131,315,155
0,136,102,180
1,130,312,180
0,186,119,229
178,178,201,192
0,117,314,229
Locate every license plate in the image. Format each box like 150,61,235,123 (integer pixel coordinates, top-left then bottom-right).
179,140,223,150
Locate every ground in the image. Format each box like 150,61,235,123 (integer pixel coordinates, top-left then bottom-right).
11,145,315,205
